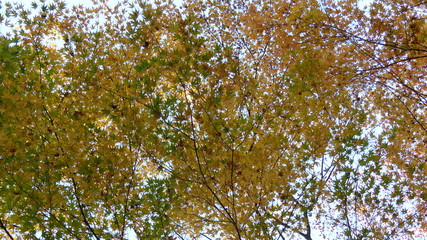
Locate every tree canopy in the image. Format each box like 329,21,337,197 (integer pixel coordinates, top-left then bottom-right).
0,0,426,239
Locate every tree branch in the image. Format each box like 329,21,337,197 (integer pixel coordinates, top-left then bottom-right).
0,219,14,240
71,178,100,240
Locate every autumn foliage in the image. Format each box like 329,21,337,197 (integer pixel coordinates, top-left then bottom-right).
0,0,426,239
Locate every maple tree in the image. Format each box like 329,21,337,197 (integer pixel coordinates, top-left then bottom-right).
0,0,426,239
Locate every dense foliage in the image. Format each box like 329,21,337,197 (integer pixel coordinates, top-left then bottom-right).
0,0,426,239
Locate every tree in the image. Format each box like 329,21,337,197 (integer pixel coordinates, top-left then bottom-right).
0,0,426,239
